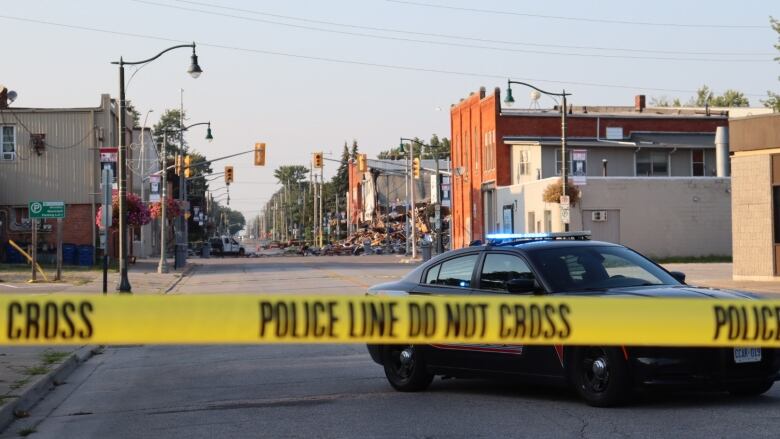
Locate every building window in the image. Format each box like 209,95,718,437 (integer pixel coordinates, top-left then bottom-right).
555,149,571,176
482,129,496,172
516,149,530,179
1,126,16,160
636,150,668,176
692,149,705,176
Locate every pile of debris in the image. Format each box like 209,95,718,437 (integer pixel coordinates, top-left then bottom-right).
333,203,449,255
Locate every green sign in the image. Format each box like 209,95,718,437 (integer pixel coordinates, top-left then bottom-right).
29,201,65,219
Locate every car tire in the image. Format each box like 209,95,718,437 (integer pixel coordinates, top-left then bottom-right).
238,248,245,257
383,345,434,392
569,347,631,407
728,380,774,397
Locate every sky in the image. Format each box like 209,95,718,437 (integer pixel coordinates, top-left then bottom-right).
1,0,778,221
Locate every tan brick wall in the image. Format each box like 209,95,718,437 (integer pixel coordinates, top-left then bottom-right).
731,155,774,277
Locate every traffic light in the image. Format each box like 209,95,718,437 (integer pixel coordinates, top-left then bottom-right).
357,153,367,172
254,142,266,166
184,155,192,178
313,152,323,168
413,157,421,179
225,165,234,184
175,154,182,176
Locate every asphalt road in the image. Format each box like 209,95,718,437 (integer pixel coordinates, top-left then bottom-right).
3,256,780,438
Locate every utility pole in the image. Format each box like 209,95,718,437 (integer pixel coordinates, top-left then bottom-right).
410,142,417,259
403,139,410,256
158,134,169,273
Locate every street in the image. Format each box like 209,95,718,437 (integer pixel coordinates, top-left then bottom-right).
3,256,779,438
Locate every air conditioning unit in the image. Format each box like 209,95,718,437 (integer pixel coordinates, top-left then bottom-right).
1,152,15,161
591,210,608,222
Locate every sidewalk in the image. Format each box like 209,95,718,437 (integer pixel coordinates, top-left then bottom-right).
0,258,197,434
0,257,194,295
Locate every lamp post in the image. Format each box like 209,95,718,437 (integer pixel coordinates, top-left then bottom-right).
157,122,211,273
112,43,202,291
504,80,571,231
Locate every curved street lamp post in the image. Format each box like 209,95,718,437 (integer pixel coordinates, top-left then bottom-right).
157,122,211,273
504,80,572,231
112,43,202,291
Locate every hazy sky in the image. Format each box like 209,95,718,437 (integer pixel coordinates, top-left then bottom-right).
2,0,778,220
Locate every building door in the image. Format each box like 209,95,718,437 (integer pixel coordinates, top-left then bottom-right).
583,209,620,244
482,189,496,234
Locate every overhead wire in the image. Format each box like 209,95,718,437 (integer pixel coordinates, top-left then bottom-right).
0,13,770,97
169,0,773,57
130,0,770,63
386,0,768,30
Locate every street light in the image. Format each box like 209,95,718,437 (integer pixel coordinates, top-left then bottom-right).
157,121,212,273
112,42,202,290
504,79,572,231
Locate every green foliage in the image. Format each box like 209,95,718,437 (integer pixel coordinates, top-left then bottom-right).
377,135,450,160
126,101,141,127
152,109,187,156
689,85,750,107
332,142,350,211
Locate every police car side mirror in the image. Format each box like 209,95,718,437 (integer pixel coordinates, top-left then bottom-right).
670,271,686,284
507,278,537,294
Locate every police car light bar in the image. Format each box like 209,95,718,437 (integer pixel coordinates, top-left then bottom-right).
485,231,592,241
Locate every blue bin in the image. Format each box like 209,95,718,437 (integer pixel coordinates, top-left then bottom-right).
62,243,77,265
4,243,24,264
76,245,94,267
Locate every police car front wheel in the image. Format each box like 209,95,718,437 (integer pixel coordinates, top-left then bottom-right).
383,345,434,392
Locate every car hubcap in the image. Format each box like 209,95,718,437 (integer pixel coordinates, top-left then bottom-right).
400,348,413,365
582,348,610,393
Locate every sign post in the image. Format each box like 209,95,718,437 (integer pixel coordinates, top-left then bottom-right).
28,201,66,283
55,218,63,281
101,167,113,295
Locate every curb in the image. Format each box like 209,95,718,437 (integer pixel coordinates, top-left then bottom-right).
164,262,197,294
0,345,99,433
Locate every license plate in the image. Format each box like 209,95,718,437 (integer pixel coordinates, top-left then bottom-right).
734,348,762,364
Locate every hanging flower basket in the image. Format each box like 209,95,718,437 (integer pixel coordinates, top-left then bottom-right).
149,197,183,220
96,193,151,228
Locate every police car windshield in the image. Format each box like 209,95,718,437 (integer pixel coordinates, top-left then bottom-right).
529,245,679,292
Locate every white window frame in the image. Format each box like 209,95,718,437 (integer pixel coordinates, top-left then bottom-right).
1,125,16,160
635,149,670,177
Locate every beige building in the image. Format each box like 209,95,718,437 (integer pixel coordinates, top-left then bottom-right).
495,130,736,258
0,92,130,262
730,113,780,280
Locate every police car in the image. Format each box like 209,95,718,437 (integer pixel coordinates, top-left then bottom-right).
366,232,780,406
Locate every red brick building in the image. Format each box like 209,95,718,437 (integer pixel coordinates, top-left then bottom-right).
450,86,734,249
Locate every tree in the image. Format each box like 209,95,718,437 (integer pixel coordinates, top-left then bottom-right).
350,139,359,160
126,101,141,127
332,142,350,210
152,109,187,156
763,17,780,111
273,165,309,185
687,85,750,107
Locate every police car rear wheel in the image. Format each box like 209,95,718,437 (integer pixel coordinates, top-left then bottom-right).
383,345,433,392
570,347,630,407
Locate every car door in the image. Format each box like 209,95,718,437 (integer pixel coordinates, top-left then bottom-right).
465,251,564,378
411,252,482,368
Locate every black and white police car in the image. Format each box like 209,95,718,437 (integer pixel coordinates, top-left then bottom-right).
366,232,780,406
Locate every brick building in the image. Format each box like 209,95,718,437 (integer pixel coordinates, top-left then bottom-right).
450,86,771,255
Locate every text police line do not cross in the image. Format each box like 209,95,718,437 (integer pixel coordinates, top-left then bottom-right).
3,295,780,346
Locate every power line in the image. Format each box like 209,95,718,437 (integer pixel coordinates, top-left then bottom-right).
387,0,768,30
169,0,773,57
0,14,769,97
130,0,770,63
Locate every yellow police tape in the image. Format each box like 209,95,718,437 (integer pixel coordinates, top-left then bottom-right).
2,294,780,347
